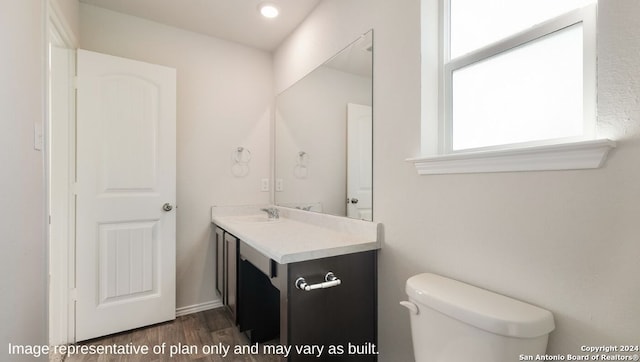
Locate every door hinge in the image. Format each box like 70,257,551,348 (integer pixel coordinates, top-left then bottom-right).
69,288,78,301
73,76,78,89
71,182,78,195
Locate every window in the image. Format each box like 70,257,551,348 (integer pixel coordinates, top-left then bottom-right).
412,0,615,174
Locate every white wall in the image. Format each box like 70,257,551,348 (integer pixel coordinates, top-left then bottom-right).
274,0,373,93
274,0,640,360
80,4,273,311
0,1,47,360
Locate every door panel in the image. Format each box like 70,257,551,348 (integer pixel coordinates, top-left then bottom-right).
347,103,373,220
76,49,176,342
100,76,158,191
99,221,156,302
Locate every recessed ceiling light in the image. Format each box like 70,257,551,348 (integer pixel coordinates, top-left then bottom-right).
259,2,279,18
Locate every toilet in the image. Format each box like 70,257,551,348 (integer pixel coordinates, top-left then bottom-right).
401,273,555,362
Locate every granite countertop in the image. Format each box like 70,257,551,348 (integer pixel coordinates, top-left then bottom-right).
211,205,382,264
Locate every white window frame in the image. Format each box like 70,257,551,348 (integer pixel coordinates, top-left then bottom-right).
410,1,615,175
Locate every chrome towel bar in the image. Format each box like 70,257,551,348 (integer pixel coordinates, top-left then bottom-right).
295,272,341,291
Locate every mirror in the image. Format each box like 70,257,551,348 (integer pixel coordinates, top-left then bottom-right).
275,30,373,220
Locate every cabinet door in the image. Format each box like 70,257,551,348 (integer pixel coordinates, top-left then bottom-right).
288,251,377,361
224,233,238,323
215,227,224,298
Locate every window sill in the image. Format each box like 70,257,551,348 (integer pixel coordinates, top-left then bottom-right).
407,139,616,175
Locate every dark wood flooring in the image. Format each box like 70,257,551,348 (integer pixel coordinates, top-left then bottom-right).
59,307,281,362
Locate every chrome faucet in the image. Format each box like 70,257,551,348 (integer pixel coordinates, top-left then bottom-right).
260,207,280,219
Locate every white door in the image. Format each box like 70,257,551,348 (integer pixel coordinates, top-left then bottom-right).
76,49,176,342
347,103,373,221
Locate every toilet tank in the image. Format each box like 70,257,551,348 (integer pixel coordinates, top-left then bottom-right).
403,273,555,362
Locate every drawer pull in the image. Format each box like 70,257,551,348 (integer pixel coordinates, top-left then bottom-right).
295,272,341,291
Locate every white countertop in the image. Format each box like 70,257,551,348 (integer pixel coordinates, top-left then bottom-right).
211,205,382,264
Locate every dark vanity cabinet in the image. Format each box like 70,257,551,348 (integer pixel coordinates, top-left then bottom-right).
215,227,238,324
215,225,377,362
215,227,224,296
238,258,280,343
284,250,377,361
224,232,238,323
266,250,378,361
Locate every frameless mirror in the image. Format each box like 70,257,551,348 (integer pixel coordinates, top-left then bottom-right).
275,30,373,220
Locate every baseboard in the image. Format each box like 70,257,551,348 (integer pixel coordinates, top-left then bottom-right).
175,300,223,317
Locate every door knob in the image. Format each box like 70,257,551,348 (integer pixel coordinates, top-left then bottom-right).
350,198,359,204
162,203,173,212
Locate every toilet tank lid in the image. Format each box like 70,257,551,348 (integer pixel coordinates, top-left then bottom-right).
406,273,555,338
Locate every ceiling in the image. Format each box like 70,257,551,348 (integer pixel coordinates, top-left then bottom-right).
79,0,321,51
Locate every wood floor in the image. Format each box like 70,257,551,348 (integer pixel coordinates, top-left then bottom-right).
58,307,281,362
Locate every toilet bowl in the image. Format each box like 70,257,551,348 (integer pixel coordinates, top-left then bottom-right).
401,273,555,362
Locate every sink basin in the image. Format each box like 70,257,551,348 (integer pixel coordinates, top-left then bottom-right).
230,215,282,223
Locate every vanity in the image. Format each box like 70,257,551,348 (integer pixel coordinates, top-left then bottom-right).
210,29,377,361
212,205,382,361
